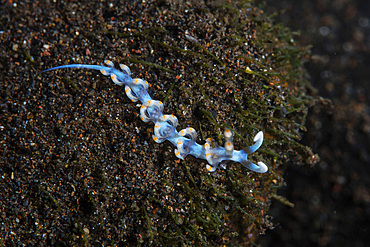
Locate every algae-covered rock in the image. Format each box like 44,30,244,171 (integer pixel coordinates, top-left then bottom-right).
0,0,317,245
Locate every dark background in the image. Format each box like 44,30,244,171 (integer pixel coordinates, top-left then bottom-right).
259,0,369,246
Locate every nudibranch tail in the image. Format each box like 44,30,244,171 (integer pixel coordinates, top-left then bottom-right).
40,60,133,87
40,64,107,73
41,61,268,173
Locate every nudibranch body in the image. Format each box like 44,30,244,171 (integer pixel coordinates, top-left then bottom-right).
41,60,268,173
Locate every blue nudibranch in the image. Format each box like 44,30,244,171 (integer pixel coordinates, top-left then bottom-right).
41,60,268,173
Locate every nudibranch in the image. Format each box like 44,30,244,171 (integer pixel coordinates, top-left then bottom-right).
41,60,268,173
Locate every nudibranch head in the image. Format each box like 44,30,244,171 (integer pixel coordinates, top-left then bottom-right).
204,130,267,173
